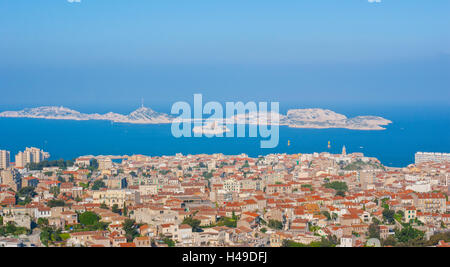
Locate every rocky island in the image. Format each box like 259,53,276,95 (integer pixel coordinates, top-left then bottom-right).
0,106,172,124
284,109,392,130
0,106,392,130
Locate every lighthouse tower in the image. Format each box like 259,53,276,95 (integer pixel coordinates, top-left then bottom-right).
342,145,347,156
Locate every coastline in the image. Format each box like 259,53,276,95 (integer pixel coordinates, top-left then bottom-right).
0,114,391,131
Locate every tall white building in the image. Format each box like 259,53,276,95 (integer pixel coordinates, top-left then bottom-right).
415,152,450,164
406,181,432,193
98,157,113,170
0,150,10,169
15,147,50,168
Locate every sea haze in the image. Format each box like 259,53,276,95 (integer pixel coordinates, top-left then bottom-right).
0,105,448,168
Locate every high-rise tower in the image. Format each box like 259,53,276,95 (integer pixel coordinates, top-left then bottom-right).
0,150,10,169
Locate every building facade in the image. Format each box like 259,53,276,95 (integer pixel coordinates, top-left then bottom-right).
0,150,10,169
15,147,50,168
415,152,450,164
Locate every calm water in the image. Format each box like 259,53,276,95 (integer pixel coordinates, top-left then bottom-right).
0,106,449,167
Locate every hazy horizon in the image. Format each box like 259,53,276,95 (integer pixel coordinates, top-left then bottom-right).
1,1,449,109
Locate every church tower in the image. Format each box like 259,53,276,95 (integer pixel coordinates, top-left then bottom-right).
342,145,347,156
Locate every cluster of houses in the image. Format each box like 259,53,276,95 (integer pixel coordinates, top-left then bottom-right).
0,151,449,247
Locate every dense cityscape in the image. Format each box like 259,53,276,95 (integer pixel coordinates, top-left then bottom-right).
0,147,449,247
1,0,448,261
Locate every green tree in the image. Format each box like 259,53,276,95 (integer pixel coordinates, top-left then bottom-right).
163,236,175,247
382,235,397,247
331,213,338,221
382,209,395,224
89,159,99,170
426,231,450,246
47,199,65,208
182,217,201,232
231,211,238,221
37,218,49,227
112,204,120,214
368,223,380,239
0,222,29,237
372,217,381,225
123,203,128,216
51,229,63,242
27,159,74,171
38,226,63,246
282,239,306,247
324,181,348,192
79,211,100,226
40,227,52,247
242,160,250,168
395,226,424,244
123,219,139,242
5,222,17,233
16,187,37,205
91,179,106,190
394,210,404,223
216,217,237,228
202,171,213,179
268,220,283,230
321,211,331,221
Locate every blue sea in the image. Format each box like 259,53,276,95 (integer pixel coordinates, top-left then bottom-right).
0,105,449,167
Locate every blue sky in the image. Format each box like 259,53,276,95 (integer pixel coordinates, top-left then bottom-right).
0,0,449,111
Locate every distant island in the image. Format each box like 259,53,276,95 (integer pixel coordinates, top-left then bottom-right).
281,109,392,130
0,106,172,124
0,106,392,130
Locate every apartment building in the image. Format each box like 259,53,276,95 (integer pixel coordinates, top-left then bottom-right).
0,150,10,169
15,147,50,168
412,192,447,213
415,152,450,164
92,189,140,208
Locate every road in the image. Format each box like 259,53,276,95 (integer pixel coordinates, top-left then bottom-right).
28,228,41,247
